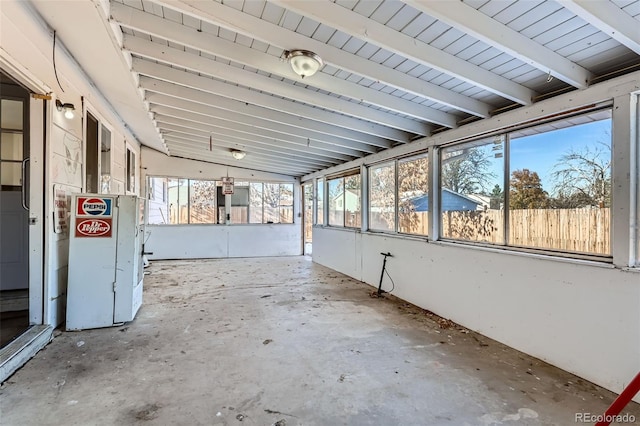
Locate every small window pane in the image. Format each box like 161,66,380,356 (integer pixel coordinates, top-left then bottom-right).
440,136,505,243
148,177,169,224
316,179,324,225
328,177,344,227
344,174,361,228
168,178,188,224
279,183,294,224
0,162,21,186
398,153,429,236
250,183,264,223
231,186,250,224
1,133,23,160
1,99,23,130
509,111,611,255
303,183,313,242
263,183,280,223
189,180,217,224
369,163,396,231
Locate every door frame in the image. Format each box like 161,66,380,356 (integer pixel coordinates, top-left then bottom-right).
0,61,47,326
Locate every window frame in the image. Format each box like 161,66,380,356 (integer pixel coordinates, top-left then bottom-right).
436,107,613,261
365,151,431,237
146,176,294,226
326,169,361,229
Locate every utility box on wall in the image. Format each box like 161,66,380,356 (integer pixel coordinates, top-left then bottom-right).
66,194,144,330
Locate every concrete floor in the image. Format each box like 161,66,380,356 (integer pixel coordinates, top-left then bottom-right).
1,256,638,425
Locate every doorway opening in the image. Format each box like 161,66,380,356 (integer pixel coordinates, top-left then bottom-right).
303,183,313,255
0,72,30,347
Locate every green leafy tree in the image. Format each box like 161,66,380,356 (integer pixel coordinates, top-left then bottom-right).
509,169,549,209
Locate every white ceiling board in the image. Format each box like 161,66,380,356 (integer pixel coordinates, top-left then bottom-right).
406,0,593,88
21,0,639,177
559,0,640,54
272,0,535,104
151,0,491,117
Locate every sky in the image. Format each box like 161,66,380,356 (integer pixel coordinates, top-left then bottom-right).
486,118,611,195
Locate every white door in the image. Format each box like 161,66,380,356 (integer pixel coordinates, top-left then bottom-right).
0,79,29,292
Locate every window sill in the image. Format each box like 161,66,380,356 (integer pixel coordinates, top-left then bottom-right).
432,239,615,269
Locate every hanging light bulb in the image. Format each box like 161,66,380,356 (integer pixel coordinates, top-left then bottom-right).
56,99,75,119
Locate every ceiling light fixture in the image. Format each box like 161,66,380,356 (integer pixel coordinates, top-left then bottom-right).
231,149,246,160
284,49,323,79
55,99,75,119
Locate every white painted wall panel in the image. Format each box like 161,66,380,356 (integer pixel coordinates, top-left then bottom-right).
312,227,362,279
146,225,228,259
313,227,640,401
228,225,301,257
146,224,301,259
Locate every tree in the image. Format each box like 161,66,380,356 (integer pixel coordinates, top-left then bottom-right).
489,184,503,209
189,180,217,223
509,169,549,209
441,145,496,195
551,140,611,208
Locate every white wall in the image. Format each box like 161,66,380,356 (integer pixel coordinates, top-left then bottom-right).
313,228,640,400
146,224,301,259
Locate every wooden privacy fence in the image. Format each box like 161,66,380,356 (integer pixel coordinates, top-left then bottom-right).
371,208,610,254
441,208,610,255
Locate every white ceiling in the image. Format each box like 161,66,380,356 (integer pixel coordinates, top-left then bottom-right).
30,0,640,177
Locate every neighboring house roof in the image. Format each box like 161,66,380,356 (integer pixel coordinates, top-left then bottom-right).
408,189,481,212
466,193,491,207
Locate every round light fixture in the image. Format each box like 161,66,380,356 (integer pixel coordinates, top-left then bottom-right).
285,50,323,79
231,149,246,160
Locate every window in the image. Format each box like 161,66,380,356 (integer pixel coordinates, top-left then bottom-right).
168,178,188,224
228,181,249,224
100,126,111,193
189,180,217,224
147,177,169,224
363,154,430,236
328,177,344,227
440,136,505,243
0,98,25,188
327,172,360,228
85,112,113,193
398,153,429,236
303,183,313,243
508,110,611,255
85,113,99,193
246,182,294,224
344,174,361,228
369,163,395,231
249,182,263,223
439,109,612,257
316,179,324,225
126,147,136,193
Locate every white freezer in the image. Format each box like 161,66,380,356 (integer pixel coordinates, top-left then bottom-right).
66,195,144,330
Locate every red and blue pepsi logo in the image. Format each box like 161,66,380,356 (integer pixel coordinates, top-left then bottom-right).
77,197,112,216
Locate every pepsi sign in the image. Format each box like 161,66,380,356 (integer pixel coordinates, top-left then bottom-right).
77,197,112,217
